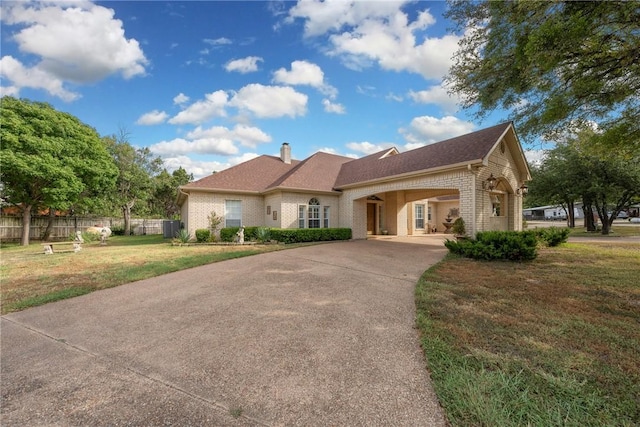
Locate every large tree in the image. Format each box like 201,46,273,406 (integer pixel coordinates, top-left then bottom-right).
0,97,117,245
446,1,640,152
531,129,640,234
103,131,163,234
150,167,193,218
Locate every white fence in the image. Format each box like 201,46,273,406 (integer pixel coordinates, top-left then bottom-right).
0,216,165,241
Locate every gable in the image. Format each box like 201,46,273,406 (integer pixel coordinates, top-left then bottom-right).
335,122,514,188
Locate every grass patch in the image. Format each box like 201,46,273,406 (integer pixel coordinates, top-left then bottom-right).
416,241,640,426
0,235,299,314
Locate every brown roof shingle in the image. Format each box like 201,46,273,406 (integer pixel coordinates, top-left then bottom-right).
267,151,353,192
182,122,515,195
334,122,512,188
182,155,301,192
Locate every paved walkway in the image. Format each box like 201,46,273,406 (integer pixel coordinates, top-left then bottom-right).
1,237,448,426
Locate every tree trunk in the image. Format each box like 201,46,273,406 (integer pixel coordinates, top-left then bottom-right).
21,205,32,246
583,202,596,232
567,201,575,228
122,200,134,235
594,200,611,235
42,208,56,241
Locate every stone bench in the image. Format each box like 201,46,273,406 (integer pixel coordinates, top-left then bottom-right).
42,241,82,255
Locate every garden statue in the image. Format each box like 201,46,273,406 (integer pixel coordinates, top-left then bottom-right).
236,226,245,244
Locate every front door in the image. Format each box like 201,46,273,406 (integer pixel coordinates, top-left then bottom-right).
367,203,376,234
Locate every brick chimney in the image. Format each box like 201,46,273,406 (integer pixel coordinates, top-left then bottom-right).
280,142,291,164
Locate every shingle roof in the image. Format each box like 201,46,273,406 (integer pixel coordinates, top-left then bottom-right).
334,122,512,188
182,155,301,192
181,122,515,195
267,151,353,192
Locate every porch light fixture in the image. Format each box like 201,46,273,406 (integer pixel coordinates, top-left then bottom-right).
483,173,497,191
517,183,529,196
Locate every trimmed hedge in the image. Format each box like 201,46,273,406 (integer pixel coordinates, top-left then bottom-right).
445,230,539,261
534,227,570,247
270,228,352,243
219,227,352,243
195,229,211,243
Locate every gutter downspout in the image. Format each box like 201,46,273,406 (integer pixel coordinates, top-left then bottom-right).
468,164,477,236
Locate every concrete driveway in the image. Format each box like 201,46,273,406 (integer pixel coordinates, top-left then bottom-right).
1,237,448,426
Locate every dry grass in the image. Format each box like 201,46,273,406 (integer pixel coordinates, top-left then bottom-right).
416,240,640,426
0,235,290,314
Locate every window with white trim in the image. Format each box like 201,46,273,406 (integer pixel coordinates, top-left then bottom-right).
298,205,306,228
415,204,425,229
323,206,330,228
225,200,242,227
308,198,320,228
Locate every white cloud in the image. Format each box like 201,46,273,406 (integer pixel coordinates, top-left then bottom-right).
400,115,475,146
287,2,459,81
524,149,547,166
173,93,189,105
136,110,168,125
408,84,460,114
225,56,263,73
346,141,395,155
203,37,232,46
322,98,345,114
1,2,147,90
187,124,271,148
149,137,239,157
162,155,228,181
229,84,307,118
169,90,229,125
0,55,79,101
273,60,337,98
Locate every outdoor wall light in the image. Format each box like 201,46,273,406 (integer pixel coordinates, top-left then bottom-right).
483,173,497,191
517,183,529,196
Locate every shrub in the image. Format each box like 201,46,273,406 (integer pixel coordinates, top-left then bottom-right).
445,230,538,261
195,229,210,243
110,225,126,236
219,227,352,243
256,227,271,242
535,227,570,247
173,229,192,244
451,217,466,236
270,228,352,243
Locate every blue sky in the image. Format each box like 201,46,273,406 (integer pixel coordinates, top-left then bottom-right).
1,1,541,180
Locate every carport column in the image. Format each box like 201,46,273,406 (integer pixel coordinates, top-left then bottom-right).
396,190,408,236
352,198,367,239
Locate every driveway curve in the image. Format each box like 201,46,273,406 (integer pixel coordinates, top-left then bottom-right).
2,237,448,426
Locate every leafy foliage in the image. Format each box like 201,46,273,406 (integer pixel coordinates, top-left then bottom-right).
451,217,466,236
256,227,271,243
102,131,163,234
149,167,193,218
445,230,539,261
446,1,640,152
534,227,570,247
528,128,640,234
195,229,211,243
0,96,117,245
269,228,352,244
173,229,192,244
220,227,352,243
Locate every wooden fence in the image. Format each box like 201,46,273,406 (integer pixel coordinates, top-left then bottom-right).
0,216,165,241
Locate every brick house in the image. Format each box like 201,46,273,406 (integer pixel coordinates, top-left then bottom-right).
177,122,531,240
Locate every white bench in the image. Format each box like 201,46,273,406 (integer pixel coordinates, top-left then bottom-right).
42,241,82,255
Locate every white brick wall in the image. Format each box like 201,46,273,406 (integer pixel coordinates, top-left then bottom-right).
181,135,526,239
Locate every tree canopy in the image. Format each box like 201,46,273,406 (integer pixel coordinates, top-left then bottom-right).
528,128,640,234
446,1,640,151
0,97,117,245
102,132,163,234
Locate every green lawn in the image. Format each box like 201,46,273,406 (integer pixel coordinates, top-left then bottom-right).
416,240,640,426
0,235,294,314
